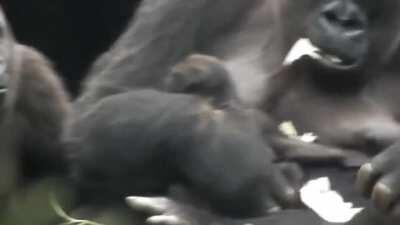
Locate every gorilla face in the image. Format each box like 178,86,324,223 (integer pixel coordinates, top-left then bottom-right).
302,0,400,71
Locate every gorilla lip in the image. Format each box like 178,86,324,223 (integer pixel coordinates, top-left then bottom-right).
284,38,358,70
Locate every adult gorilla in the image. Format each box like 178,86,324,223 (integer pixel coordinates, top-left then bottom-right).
259,0,400,224
68,0,400,224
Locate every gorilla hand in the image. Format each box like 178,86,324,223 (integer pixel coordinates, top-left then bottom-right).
126,196,192,225
357,142,400,216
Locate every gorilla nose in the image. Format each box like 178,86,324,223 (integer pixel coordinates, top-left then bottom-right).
321,0,366,38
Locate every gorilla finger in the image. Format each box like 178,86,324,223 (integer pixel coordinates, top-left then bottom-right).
146,215,190,225
126,196,172,214
371,171,400,213
264,195,282,214
268,168,299,208
356,163,382,197
357,149,400,196
277,162,304,188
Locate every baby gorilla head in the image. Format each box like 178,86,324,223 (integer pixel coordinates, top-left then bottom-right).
164,54,238,108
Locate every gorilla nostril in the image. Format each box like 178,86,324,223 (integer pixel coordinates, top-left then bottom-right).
323,10,363,30
324,10,338,24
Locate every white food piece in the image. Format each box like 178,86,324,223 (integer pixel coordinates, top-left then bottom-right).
283,38,322,65
299,133,318,143
279,121,318,143
300,177,364,223
283,38,347,67
279,121,298,137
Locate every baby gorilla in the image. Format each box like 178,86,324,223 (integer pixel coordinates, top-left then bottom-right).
164,54,238,108
69,87,297,218
69,52,302,223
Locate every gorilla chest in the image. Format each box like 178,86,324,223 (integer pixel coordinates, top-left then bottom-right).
206,2,284,105
272,85,400,151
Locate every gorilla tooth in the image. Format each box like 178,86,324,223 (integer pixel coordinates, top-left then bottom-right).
325,54,343,64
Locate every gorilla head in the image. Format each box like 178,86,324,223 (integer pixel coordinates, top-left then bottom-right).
282,0,400,71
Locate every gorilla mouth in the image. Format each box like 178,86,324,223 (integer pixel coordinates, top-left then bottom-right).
284,39,359,70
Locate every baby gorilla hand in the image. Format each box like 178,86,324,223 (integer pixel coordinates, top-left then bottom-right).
164,54,237,107
357,143,400,216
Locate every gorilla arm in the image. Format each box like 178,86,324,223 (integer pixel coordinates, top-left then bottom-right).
12,45,70,178
77,0,258,108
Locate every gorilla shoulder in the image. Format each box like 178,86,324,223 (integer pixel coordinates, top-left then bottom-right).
11,44,71,179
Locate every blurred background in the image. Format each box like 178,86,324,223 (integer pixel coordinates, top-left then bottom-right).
0,0,142,96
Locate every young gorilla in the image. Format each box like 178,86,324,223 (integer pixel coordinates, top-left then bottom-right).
0,6,70,202
69,64,296,218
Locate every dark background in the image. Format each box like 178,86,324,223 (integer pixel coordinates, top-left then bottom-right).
0,0,141,96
